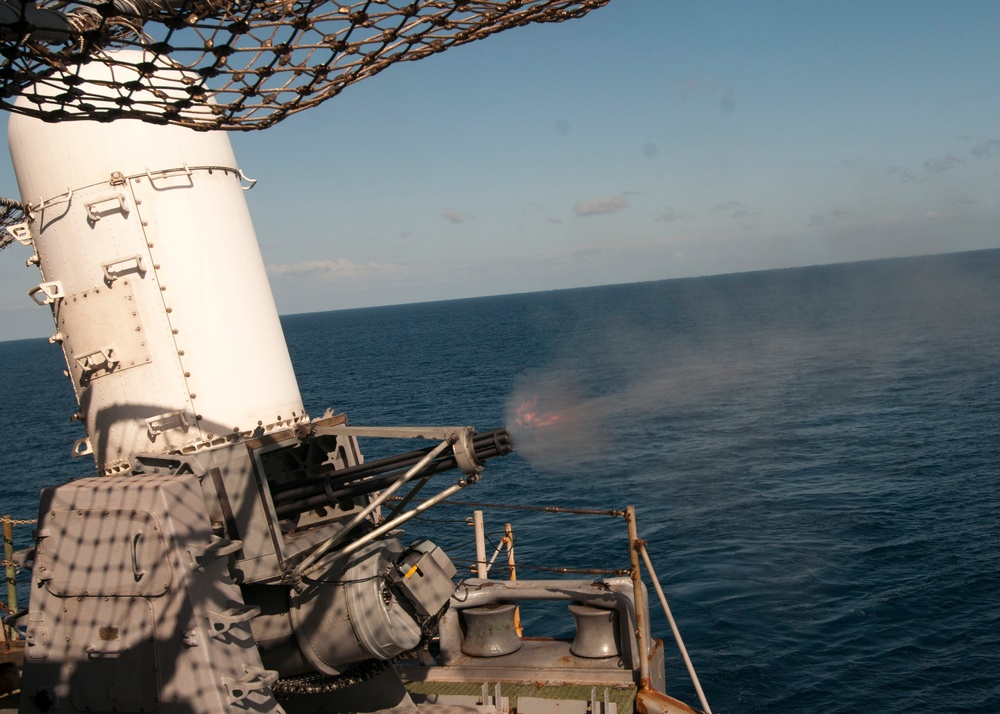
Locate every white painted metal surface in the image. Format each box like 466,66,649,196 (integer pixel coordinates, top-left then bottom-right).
8,53,306,474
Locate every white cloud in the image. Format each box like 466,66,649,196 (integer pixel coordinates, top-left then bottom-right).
573,194,628,216
654,206,688,223
886,165,918,184
673,78,736,114
808,209,849,227
710,200,756,218
970,139,1000,157
442,209,468,224
924,155,964,174
674,78,701,98
267,258,401,280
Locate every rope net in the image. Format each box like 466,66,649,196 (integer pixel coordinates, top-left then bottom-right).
0,0,609,130
0,199,26,244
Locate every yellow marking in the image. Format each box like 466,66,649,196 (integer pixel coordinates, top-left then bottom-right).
405,565,420,579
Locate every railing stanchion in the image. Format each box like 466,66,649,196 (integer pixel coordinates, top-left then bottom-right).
3,516,17,641
504,522,522,637
626,505,651,686
473,510,488,579
638,542,713,714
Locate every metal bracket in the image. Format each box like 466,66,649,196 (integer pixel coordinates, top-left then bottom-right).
131,532,145,582
222,666,278,707
34,187,72,213
206,603,261,638
6,222,31,246
27,281,64,305
146,410,194,438
102,255,146,285
238,169,257,191
25,627,48,661
85,640,124,660
74,346,119,376
146,164,193,188
84,193,129,223
189,538,243,569
70,437,93,458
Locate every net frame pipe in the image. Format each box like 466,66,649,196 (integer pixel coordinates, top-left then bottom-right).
317,479,472,569
291,437,453,579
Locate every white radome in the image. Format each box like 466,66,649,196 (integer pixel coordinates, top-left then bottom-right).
9,52,306,474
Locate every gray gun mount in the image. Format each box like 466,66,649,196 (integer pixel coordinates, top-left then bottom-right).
19,414,513,713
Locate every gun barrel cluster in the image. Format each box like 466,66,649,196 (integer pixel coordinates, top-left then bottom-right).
271,428,513,520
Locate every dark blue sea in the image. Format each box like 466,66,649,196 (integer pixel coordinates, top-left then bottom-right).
2,249,999,713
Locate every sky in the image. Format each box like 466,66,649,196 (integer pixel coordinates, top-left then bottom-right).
1,0,999,340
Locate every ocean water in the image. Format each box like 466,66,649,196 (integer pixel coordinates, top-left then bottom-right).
2,249,999,712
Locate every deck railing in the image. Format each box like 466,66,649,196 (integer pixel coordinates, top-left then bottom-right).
393,496,715,714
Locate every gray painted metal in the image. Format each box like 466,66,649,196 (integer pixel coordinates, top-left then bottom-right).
21,474,283,713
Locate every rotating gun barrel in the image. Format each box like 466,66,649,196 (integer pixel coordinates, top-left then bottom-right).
271,427,513,521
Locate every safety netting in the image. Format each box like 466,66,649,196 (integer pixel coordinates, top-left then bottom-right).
0,0,609,130
0,198,25,246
